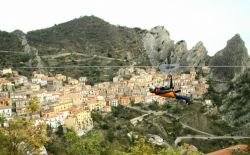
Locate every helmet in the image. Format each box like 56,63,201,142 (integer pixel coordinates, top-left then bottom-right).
149,85,156,93
149,84,155,90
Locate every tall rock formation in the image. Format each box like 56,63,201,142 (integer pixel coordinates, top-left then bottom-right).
180,41,208,68
143,26,208,70
143,26,175,65
13,30,44,72
170,40,188,64
210,34,249,81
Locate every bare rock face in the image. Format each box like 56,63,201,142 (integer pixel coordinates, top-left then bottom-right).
14,30,44,72
143,26,208,69
143,26,175,65
210,34,249,81
170,40,188,64
180,41,208,67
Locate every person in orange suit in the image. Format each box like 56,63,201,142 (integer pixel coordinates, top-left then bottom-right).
149,75,191,104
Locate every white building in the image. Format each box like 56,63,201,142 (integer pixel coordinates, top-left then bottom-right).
10,92,27,100
108,98,119,107
0,68,12,76
12,76,28,85
79,77,87,83
45,111,69,130
44,92,60,103
204,100,213,107
31,78,48,86
28,84,41,92
0,105,12,118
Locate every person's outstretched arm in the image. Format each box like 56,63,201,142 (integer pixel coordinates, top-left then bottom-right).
169,75,174,89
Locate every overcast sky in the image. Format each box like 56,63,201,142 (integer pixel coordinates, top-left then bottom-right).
0,0,249,56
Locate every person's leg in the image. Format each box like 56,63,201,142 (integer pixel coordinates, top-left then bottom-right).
175,95,190,102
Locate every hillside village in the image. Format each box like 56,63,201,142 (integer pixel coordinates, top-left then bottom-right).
0,67,209,136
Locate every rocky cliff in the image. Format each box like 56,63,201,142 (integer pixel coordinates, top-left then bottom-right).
210,34,249,81
143,26,208,72
13,30,44,70
180,41,208,67
171,40,188,64
143,26,175,65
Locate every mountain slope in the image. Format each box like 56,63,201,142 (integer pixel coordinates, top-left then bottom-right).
25,16,150,82
0,16,150,82
0,30,33,75
218,69,250,133
0,30,23,51
27,16,146,60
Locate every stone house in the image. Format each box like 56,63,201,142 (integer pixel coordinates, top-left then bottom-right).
64,109,93,136
118,96,131,106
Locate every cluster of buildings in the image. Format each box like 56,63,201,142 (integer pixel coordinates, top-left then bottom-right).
0,67,209,136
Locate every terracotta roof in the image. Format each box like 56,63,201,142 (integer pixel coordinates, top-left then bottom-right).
70,108,86,114
60,109,70,113
85,99,97,104
16,106,27,110
0,98,11,102
46,114,58,119
0,105,11,110
43,109,54,113
68,93,82,98
0,79,11,84
206,144,249,155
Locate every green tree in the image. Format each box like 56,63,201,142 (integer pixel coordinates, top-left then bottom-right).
0,131,9,154
107,129,115,142
103,141,127,155
129,138,155,155
64,130,79,145
55,125,64,137
112,138,204,155
28,96,41,118
0,115,6,127
148,101,160,111
63,130,105,155
157,147,182,155
46,125,53,137
0,118,47,155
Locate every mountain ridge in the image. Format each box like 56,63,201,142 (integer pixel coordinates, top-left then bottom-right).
0,15,249,83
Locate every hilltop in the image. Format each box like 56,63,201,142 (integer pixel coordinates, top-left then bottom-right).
1,16,150,83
